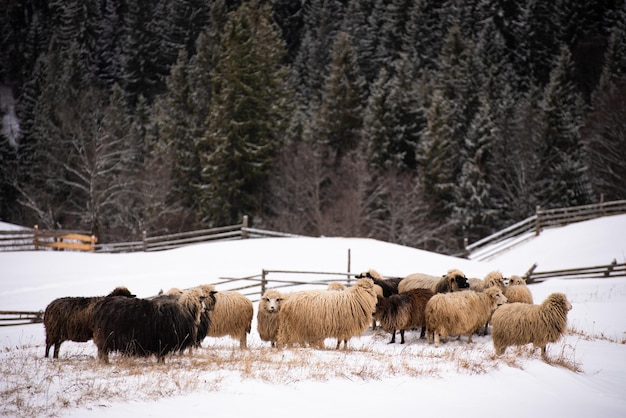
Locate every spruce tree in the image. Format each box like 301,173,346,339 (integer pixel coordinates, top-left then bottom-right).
535,45,592,208
199,0,291,226
316,31,366,164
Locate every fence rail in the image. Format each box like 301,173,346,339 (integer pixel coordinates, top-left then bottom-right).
96,217,303,253
524,260,626,284
466,199,626,261
0,310,44,326
0,226,96,252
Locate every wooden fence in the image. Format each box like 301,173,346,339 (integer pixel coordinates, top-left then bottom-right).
0,225,97,252
0,310,44,326
95,215,302,253
524,259,626,284
465,199,626,261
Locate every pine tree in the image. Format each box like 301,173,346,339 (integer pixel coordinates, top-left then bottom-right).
199,0,291,226
453,95,499,242
583,10,626,201
316,31,366,164
535,45,593,208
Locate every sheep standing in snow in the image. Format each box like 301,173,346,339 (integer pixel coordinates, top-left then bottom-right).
398,269,469,294
374,288,434,344
504,275,534,304
91,289,214,363
491,292,572,358
277,278,377,349
205,290,254,349
425,287,508,347
257,289,287,347
43,286,135,359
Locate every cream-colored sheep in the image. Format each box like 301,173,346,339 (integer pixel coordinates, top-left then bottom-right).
492,292,572,358
257,289,286,347
205,290,253,349
504,275,534,304
398,269,469,294
277,278,377,349
425,287,508,347
469,271,507,292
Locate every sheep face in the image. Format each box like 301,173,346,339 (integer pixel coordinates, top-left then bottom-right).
508,275,526,286
260,290,283,314
446,273,469,291
486,287,508,308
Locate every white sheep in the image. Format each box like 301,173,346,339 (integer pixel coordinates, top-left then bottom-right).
504,275,534,304
425,287,508,347
257,289,286,347
205,290,254,349
398,269,469,294
491,292,572,358
277,278,377,349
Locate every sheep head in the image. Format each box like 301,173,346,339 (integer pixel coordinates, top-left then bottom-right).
507,275,526,286
260,289,284,314
445,269,469,291
485,286,508,309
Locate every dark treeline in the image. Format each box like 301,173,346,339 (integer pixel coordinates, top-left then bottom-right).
1,0,625,253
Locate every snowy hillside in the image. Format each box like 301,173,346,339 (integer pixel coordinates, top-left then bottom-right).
0,214,625,417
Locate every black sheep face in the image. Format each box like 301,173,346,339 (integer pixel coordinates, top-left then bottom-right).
455,275,470,289
204,291,218,312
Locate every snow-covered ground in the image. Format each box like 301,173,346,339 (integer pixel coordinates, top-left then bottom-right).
1,214,625,417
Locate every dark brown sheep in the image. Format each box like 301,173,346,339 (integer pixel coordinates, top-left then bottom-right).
374,288,435,344
43,286,135,359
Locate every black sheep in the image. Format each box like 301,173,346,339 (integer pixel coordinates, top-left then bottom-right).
91,288,216,363
43,286,135,359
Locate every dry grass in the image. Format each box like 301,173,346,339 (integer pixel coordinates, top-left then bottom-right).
0,328,597,418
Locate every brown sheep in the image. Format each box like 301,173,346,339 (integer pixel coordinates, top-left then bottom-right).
492,293,572,358
425,287,508,347
257,289,287,347
398,269,469,294
374,288,434,344
504,275,534,304
43,286,135,359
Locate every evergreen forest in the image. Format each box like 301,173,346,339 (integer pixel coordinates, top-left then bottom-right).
1,0,625,254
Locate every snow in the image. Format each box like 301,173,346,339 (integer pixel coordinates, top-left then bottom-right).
1,214,625,417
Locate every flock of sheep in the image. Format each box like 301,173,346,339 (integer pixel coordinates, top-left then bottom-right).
43,267,572,364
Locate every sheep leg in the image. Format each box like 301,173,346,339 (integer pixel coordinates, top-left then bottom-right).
434,333,440,347
400,330,406,344
53,343,61,359
389,329,396,344
420,327,426,339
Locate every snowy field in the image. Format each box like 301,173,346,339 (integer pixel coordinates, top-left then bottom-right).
1,215,625,417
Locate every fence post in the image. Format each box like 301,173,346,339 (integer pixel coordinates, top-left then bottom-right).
347,248,351,285
142,230,147,252
524,263,538,284
261,269,267,295
241,215,249,239
605,258,617,277
463,237,469,258
535,205,541,236
90,235,96,252
33,224,40,250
